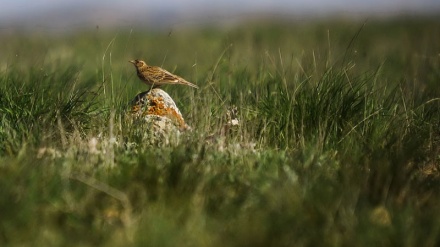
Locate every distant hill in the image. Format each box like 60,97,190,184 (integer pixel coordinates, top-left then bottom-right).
1,1,439,32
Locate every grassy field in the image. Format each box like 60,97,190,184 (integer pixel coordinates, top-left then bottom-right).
1,17,440,246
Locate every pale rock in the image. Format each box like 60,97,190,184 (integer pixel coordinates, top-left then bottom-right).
128,88,190,145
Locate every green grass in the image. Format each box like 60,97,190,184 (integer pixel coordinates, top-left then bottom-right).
1,18,440,246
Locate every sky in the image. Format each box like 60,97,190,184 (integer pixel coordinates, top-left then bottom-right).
1,0,439,28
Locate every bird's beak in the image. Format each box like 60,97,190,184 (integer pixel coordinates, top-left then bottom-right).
128,60,135,64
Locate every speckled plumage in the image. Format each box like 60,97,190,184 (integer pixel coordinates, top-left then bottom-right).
129,59,198,89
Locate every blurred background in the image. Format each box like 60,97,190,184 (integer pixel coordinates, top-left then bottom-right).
0,2,440,246
1,0,439,31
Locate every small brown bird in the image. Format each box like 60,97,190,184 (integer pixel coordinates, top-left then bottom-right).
129,59,198,89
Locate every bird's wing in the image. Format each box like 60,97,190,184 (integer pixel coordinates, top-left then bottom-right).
150,66,199,88
151,67,180,83
162,69,199,88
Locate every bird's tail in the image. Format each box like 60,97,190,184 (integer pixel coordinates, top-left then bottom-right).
179,78,199,89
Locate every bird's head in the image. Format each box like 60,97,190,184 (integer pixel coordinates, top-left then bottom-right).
129,59,147,68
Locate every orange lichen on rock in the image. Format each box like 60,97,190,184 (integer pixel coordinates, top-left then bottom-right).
144,94,187,129
129,88,190,131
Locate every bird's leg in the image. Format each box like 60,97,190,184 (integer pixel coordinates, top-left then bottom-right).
149,83,155,92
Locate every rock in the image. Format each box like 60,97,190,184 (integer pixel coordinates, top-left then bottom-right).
128,88,190,145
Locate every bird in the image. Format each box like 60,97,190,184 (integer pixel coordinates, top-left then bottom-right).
129,59,198,89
